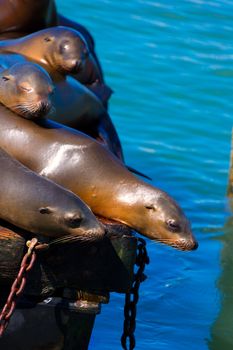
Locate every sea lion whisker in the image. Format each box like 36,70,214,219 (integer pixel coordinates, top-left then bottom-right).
9,103,36,111
13,105,34,117
50,234,99,246
12,101,51,118
7,99,42,109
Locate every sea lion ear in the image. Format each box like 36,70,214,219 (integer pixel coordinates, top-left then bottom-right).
39,207,53,214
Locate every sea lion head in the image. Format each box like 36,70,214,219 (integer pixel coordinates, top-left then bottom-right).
36,187,105,242
119,184,198,251
0,62,54,119
42,26,89,74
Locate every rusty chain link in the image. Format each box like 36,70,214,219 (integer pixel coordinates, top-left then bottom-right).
0,237,43,337
121,237,149,350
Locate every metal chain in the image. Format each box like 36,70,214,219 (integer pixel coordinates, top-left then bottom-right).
0,237,41,337
121,237,150,350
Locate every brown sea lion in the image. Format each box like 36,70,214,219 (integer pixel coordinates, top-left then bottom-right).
0,26,91,79
0,147,104,240
0,62,54,119
0,108,197,251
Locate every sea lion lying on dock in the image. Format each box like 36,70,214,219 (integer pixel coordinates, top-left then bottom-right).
0,107,197,251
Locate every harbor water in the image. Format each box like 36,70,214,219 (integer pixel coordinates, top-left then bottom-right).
57,1,233,349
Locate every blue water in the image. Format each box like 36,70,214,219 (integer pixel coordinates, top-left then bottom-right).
57,1,233,349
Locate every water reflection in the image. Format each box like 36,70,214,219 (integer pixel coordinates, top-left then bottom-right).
210,211,233,350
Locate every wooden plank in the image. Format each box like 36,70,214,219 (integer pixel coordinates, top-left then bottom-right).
0,219,137,299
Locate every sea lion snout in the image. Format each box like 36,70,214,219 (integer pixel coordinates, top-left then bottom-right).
65,59,83,73
64,213,83,228
82,219,106,240
64,211,105,240
173,237,199,251
34,99,52,118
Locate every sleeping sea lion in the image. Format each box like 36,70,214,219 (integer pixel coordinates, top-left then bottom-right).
0,107,197,251
0,62,54,119
0,25,103,85
0,147,104,240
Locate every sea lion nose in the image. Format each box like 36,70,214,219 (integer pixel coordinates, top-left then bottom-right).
66,214,83,228
191,240,199,250
176,237,199,251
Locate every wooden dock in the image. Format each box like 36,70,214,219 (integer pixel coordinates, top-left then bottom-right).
0,218,138,349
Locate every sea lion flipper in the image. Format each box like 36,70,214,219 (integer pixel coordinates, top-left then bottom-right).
126,166,152,181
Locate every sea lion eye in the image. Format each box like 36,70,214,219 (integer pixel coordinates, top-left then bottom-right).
44,37,52,42
145,205,155,211
166,219,181,232
2,76,9,81
39,207,53,214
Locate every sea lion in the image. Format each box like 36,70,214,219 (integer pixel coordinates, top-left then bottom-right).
0,26,92,79
0,62,54,119
0,108,198,251
0,147,104,240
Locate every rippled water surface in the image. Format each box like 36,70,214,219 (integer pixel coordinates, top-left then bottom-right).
57,1,233,349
